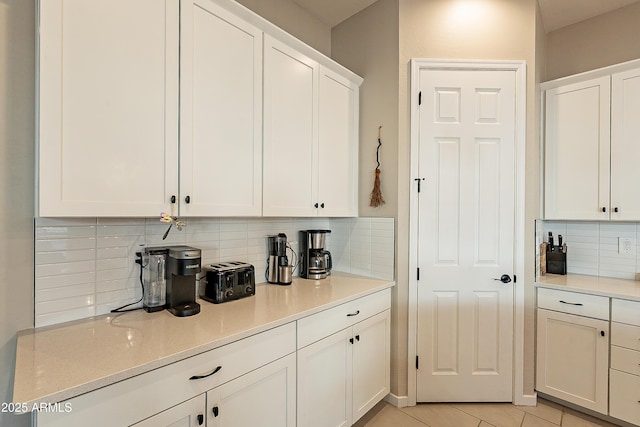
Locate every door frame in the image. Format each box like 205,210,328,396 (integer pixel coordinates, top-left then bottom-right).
407,59,532,406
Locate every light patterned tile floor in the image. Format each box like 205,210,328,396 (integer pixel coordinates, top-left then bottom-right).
353,399,626,427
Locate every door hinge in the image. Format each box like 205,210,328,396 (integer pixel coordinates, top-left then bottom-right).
418,91,422,106
416,355,419,369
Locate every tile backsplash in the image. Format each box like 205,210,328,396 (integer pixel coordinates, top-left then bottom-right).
35,217,395,327
537,220,640,280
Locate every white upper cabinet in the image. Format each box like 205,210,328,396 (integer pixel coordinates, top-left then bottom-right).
38,0,180,217
543,76,611,220
543,61,640,221
38,0,361,218
610,68,640,220
263,36,360,217
179,0,263,216
318,67,359,217
263,35,319,217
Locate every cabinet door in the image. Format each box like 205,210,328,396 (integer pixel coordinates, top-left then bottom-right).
610,369,640,425
207,354,296,427
132,395,206,427
352,310,390,423
179,0,262,216
544,77,610,220
536,308,609,414
263,35,319,217
297,328,352,427
611,68,640,220
38,0,179,217
318,67,359,217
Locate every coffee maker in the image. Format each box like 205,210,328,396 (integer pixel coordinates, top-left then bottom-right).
164,246,201,317
299,230,332,279
267,233,291,284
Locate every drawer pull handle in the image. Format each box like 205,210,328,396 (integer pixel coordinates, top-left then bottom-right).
189,365,222,380
347,310,360,317
559,300,583,306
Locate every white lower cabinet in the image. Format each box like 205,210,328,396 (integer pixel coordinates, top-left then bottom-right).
535,289,609,415
297,290,391,427
206,354,296,427
609,298,640,425
132,395,206,427
36,323,295,427
35,289,392,427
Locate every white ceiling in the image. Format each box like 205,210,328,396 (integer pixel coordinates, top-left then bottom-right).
292,0,640,32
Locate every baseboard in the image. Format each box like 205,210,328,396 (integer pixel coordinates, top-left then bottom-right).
514,393,537,407
384,393,409,408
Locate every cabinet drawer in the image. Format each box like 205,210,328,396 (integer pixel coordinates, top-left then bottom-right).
297,288,391,349
537,288,609,320
612,298,640,326
609,369,640,426
611,345,640,375
38,322,296,427
611,321,640,351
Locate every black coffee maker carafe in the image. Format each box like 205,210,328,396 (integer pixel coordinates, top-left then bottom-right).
299,230,332,279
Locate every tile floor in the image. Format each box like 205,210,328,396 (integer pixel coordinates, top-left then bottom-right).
354,399,625,427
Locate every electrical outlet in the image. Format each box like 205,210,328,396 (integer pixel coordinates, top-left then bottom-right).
618,237,635,255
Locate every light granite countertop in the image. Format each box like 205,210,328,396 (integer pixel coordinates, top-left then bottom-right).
536,273,640,302
13,272,394,407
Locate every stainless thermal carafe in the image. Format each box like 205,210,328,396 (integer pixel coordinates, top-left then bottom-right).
267,233,288,284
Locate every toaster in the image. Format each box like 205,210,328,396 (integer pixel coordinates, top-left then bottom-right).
200,262,255,304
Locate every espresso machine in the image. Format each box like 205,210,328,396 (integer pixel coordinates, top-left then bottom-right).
299,230,332,279
164,246,201,317
267,233,291,284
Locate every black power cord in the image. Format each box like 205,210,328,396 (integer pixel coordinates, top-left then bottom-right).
110,252,146,313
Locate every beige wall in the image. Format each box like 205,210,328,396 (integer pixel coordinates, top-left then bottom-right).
546,2,640,80
333,0,540,399
332,0,401,392
0,1,35,426
236,0,332,56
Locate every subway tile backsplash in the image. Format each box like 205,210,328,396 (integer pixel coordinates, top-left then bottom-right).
34,217,395,327
537,220,640,280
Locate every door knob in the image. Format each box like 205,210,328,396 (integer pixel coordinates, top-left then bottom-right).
493,274,512,284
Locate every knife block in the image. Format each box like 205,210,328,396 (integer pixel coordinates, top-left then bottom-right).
546,248,566,275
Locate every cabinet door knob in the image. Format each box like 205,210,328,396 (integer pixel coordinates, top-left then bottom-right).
185,195,191,204
321,203,325,208
314,203,319,208
355,335,360,342
602,207,607,213
614,207,619,213
600,330,605,337
197,414,204,425
212,406,219,417
349,338,354,344
171,195,176,204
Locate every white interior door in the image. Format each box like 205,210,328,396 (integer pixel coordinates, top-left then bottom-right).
416,68,516,402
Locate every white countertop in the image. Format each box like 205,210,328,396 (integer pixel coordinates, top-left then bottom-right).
13,272,394,407
535,273,640,301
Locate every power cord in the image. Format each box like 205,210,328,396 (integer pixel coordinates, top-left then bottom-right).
110,252,146,313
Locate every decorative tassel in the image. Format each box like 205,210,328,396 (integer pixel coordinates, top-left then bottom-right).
369,126,385,208
370,168,385,207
